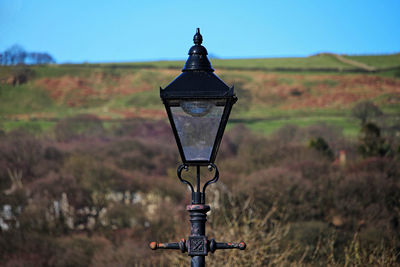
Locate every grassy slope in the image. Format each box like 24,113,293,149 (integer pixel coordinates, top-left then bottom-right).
112,53,400,71
1,53,399,137
345,53,400,68
121,54,352,70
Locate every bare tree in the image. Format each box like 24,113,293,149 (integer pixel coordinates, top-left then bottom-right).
1,45,27,65
351,101,383,125
0,44,55,65
28,52,55,64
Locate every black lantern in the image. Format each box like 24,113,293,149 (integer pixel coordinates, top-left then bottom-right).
160,28,237,166
152,29,245,267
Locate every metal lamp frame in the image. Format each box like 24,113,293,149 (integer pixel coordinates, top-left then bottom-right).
150,28,245,267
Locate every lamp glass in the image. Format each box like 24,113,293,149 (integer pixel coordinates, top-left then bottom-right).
170,100,224,161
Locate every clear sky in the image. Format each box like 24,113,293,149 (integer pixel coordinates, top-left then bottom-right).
1,0,399,63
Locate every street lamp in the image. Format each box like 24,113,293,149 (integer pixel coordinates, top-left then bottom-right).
150,28,246,267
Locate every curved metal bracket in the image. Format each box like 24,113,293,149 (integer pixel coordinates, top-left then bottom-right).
177,163,219,195
177,164,194,192
202,163,219,194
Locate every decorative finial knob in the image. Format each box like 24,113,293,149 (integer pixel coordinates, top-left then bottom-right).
193,28,203,45
182,28,213,72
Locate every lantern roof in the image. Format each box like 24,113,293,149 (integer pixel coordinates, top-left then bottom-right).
160,28,234,100
160,71,234,99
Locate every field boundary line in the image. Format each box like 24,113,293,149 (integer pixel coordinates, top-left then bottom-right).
332,54,377,72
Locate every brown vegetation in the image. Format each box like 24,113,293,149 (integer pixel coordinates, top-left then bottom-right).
1,116,399,266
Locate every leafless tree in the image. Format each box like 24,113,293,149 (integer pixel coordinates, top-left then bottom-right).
351,101,383,125
0,44,55,65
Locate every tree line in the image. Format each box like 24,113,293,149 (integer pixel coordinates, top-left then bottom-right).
0,44,55,65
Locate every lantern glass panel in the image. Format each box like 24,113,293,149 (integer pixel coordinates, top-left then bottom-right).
170,100,225,161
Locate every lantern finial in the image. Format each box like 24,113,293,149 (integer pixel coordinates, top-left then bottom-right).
193,28,203,45
182,28,214,72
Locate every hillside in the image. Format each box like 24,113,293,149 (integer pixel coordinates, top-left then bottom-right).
1,53,399,137
101,52,400,72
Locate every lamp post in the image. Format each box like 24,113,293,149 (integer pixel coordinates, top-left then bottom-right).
149,28,246,267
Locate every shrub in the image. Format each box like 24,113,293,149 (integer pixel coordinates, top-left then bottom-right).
0,232,57,266
106,203,138,229
272,124,300,145
109,138,177,176
61,154,120,209
334,171,399,233
5,66,35,85
51,235,108,267
44,146,64,161
358,122,391,157
0,129,43,182
91,238,166,267
172,189,295,266
30,172,79,202
309,136,334,160
236,166,312,219
113,119,172,142
282,221,332,262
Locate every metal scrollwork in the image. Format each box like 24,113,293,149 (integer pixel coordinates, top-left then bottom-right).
176,163,219,194
202,163,219,194
177,164,194,192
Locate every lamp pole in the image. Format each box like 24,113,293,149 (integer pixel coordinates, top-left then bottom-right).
150,28,246,267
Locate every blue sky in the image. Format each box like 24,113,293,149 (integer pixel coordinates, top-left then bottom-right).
1,0,399,63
